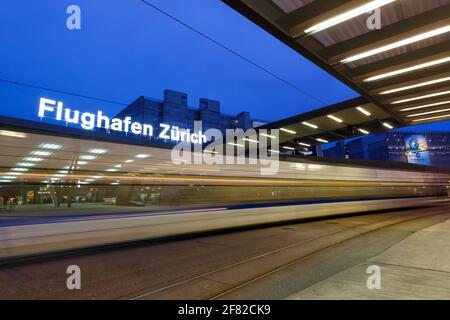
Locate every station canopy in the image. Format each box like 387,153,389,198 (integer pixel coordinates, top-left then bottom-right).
223,0,450,147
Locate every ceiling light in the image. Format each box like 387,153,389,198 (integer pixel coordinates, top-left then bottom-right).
304,0,396,34
7,172,23,175
358,128,370,134
114,164,122,168
407,108,450,118
24,157,43,162
316,138,329,143
124,159,134,163
135,154,150,159
12,167,29,172
77,161,88,165
269,149,280,153
412,114,450,122
80,155,97,160
365,56,450,82
110,182,120,185
380,77,450,95
259,133,277,139
400,100,450,112
62,166,79,171
243,138,259,143
392,90,450,104
327,115,344,123
302,121,318,129
280,128,297,134
228,142,244,148
106,168,119,172
39,143,63,150
88,148,107,154
0,180,13,183
203,150,219,154
31,150,52,156
357,107,371,116
16,162,35,167
57,170,69,174
0,130,27,138
299,142,311,147
282,146,295,151
1,176,16,179
341,24,450,64
53,174,66,178
383,122,394,129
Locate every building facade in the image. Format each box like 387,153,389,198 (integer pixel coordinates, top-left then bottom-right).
114,89,264,146
323,131,450,169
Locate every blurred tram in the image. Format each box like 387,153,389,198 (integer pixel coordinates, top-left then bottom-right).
1,124,450,259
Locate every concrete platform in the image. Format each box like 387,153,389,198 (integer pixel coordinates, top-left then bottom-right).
288,219,450,300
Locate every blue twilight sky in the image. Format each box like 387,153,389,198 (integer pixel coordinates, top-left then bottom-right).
0,0,449,130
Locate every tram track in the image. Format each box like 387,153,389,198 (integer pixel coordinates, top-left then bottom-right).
129,205,450,300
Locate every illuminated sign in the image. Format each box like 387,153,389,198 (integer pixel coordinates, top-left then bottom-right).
404,133,432,166
38,98,207,144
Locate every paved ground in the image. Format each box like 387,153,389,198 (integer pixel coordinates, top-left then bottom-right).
0,205,449,300
288,218,450,299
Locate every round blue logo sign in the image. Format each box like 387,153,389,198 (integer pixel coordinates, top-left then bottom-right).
409,138,419,150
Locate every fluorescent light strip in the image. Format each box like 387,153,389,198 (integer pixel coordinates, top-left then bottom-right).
11,168,30,172
282,146,295,151
316,138,329,143
407,108,450,118
203,150,219,154
358,128,370,134
31,150,52,156
280,128,296,134
243,138,259,143
39,143,62,150
392,90,450,104
80,155,97,160
88,148,107,154
365,56,450,82
327,115,344,123
356,107,371,116
228,142,244,148
299,142,311,147
302,121,318,129
304,0,396,34
269,149,280,154
341,24,450,64
24,157,43,162
412,114,450,122
400,100,450,111
380,77,450,95
135,154,150,159
383,122,394,129
16,162,35,167
0,130,27,138
259,133,277,139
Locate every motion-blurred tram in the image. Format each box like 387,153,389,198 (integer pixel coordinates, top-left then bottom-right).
1,124,450,259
